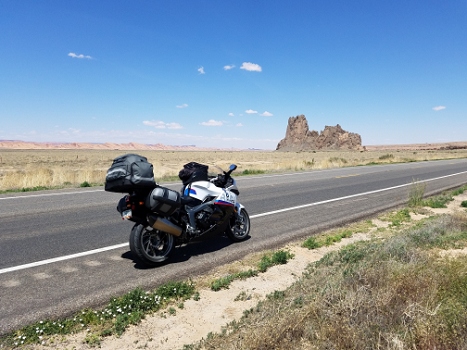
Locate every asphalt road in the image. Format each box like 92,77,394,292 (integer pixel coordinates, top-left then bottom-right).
1,159,467,334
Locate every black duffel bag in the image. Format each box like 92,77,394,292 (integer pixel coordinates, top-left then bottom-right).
105,154,157,193
178,162,209,186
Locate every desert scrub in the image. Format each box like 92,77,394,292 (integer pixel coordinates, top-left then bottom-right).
191,213,467,350
302,221,374,250
210,250,294,291
423,192,454,208
303,158,315,167
379,208,412,227
257,249,294,272
2,148,467,192
1,281,195,348
378,153,394,160
302,230,352,250
210,270,258,291
241,169,266,175
328,157,348,164
408,180,426,207
409,184,467,209
451,184,467,196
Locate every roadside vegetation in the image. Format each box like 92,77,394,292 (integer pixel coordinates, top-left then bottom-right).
1,184,467,349
0,249,294,348
210,250,294,291
1,148,466,193
2,281,196,348
186,185,467,350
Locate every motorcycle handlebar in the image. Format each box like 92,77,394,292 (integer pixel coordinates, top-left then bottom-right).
212,164,237,188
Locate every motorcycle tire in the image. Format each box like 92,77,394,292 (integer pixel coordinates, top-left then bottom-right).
226,208,250,242
129,223,174,266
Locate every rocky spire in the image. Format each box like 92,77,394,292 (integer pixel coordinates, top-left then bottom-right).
276,115,362,151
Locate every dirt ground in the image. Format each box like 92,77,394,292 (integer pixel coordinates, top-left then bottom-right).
28,192,467,350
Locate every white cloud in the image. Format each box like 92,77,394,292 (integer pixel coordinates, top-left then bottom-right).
58,128,81,135
68,52,92,59
143,121,166,129
200,119,223,126
245,109,258,114
228,113,235,117
260,111,273,117
176,103,188,109
236,123,243,127
165,122,183,129
143,120,183,129
198,66,205,74
240,62,262,72
224,64,235,70
432,106,446,111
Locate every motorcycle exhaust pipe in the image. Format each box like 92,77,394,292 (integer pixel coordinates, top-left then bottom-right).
147,215,182,236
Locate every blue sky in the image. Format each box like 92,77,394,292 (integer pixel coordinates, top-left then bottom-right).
1,1,466,149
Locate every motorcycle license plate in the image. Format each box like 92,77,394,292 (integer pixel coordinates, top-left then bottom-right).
122,209,132,220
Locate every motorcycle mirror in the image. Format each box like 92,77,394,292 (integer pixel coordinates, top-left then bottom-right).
229,164,237,172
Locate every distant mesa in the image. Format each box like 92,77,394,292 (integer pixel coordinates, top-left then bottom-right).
0,140,231,151
276,115,363,151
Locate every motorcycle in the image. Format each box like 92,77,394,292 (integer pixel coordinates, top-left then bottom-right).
112,162,250,267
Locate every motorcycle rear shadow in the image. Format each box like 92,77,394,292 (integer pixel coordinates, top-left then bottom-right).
121,233,251,270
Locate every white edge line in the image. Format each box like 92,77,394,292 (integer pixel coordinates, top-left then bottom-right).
1,170,466,275
251,171,467,218
0,189,105,200
0,243,128,274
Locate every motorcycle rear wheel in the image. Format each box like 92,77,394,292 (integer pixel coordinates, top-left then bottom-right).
226,208,250,242
129,224,174,266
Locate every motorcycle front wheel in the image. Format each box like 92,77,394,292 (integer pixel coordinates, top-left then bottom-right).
226,208,250,242
129,224,174,266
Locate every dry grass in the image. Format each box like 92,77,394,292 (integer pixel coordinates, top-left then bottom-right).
1,148,466,192
190,211,467,350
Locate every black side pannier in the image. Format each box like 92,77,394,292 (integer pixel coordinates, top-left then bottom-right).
105,154,157,193
145,187,181,215
178,162,209,186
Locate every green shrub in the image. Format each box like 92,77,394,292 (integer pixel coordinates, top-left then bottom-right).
329,157,347,164
423,193,453,208
241,169,265,175
408,180,426,207
381,208,411,227
211,270,258,291
258,250,294,272
303,229,354,250
3,281,195,346
194,214,467,350
302,237,320,249
379,153,394,160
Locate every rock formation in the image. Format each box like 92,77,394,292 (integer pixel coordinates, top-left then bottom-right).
276,115,362,151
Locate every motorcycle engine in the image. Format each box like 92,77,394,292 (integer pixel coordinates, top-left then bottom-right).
196,207,224,230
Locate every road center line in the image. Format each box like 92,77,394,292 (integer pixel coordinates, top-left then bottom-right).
1,170,466,275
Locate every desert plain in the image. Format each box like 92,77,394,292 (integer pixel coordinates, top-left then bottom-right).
1,140,467,349
1,141,467,192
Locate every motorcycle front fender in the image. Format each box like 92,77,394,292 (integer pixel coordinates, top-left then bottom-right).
235,201,245,213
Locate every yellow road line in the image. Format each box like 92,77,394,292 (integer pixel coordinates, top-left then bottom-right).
335,174,361,178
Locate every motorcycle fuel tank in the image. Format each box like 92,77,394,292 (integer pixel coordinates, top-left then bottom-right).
184,181,217,200
184,181,237,206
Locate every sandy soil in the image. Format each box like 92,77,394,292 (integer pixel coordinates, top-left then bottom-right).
40,234,372,350
27,192,467,350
